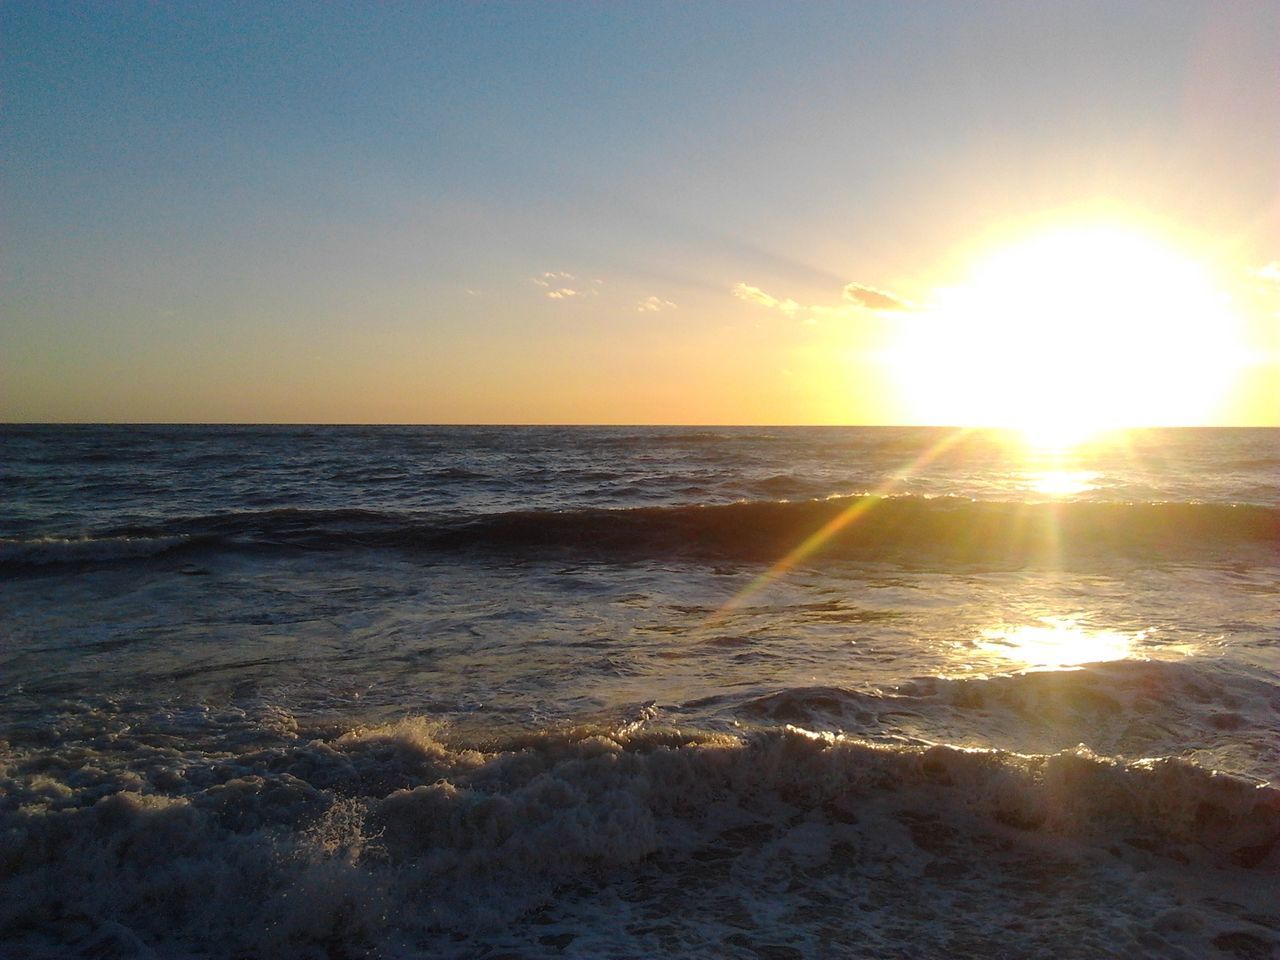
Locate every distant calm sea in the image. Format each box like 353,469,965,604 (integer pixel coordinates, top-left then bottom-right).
2,424,1278,959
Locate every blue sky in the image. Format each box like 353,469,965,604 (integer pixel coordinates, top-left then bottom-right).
4,1,1277,423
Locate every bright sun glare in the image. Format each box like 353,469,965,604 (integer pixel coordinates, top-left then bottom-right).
976,618,1138,670
890,224,1244,449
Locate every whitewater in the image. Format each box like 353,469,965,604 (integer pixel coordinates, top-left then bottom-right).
1,424,1277,959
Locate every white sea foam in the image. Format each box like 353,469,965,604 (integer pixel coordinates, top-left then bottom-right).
2,716,1277,958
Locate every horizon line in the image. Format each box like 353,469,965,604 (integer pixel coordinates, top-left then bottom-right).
3,421,1275,430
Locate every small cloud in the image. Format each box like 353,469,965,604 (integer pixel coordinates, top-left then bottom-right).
735,278,914,324
533,271,575,289
732,282,779,308
534,272,600,300
732,283,800,317
637,295,677,313
842,282,912,312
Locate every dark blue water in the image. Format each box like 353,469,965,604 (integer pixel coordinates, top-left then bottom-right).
2,425,1277,958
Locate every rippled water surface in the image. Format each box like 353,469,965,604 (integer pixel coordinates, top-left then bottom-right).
2,425,1277,958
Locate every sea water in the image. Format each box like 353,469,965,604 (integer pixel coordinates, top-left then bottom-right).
1,425,1277,958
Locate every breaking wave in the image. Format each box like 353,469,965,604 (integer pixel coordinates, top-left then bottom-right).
4,496,1275,573
0,534,194,567
735,660,1280,784
2,716,1277,957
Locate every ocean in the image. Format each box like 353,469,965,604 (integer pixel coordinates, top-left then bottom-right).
1,424,1277,959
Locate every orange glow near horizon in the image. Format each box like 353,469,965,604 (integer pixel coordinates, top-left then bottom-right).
703,222,1261,629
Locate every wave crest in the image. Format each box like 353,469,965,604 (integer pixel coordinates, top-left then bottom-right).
4,716,1277,957
7,496,1275,572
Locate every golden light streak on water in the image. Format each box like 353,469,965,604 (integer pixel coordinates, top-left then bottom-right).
1027,469,1099,497
975,617,1139,669
705,427,977,626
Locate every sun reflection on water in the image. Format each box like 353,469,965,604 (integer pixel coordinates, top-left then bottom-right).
976,617,1138,670
1026,468,1099,497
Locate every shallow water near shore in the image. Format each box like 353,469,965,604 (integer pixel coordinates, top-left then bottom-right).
2,425,1278,958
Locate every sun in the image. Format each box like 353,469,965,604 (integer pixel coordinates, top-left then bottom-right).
887,223,1245,448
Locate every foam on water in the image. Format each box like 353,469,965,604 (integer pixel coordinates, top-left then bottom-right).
2,712,1278,959
734,659,1280,783
2,424,1277,957
0,534,192,567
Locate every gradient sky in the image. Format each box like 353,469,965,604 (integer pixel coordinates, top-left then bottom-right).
4,1,1278,424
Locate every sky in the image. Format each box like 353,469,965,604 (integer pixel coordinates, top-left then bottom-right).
3,1,1278,425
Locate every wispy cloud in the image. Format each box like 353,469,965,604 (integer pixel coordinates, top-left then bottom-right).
533,271,575,288
842,282,913,312
731,283,800,317
532,272,600,300
733,278,912,324
637,296,677,313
